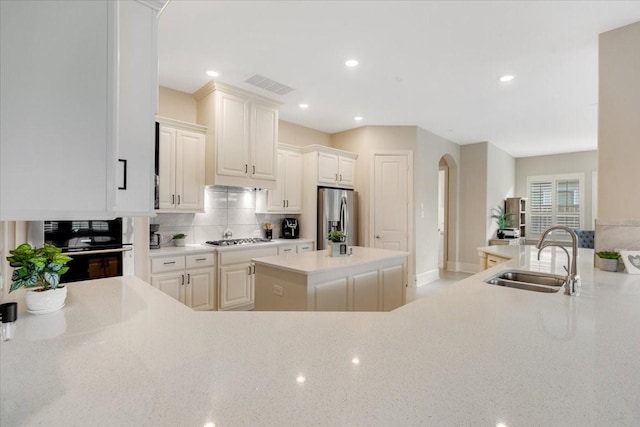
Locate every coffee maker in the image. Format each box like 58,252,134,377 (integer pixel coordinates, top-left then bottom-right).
150,223,161,249
282,218,300,239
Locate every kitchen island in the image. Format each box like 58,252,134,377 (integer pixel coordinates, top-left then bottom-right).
2,245,640,425
253,246,408,311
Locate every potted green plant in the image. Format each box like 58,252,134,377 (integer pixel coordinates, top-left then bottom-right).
490,205,514,239
173,233,187,247
327,230,348,257
6,243,72,314
596,251,620,272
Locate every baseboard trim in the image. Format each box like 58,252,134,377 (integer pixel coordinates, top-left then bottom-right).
447,261,481,274
415,269,440,287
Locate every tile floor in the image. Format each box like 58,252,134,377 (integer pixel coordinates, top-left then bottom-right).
405,270,472,303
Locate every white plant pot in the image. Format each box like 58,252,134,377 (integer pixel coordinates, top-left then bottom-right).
174,238,186,247
599,258,619,272
25,287,67,314
329,241,348,257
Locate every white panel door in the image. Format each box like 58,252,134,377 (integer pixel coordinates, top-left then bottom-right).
186,267,215,310
158,126,177,209
151,272,184,303
318,152,339,185
373,155,409,251
219,262,252,310
250,102,278,181
176,130,205,210
338,156,356,187
217,91,249,177
284,150,303,211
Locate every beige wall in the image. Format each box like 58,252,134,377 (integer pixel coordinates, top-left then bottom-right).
279,120,331,147
458,143,488,269
486,143,516,241
415,128,461,280
158,86,197,123
598,21,640,220
516,150,598,230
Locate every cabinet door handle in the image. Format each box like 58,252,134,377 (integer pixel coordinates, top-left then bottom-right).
375,235,381,239
335,173,338,181
283,248,292,252
283,200,286,208
301,246,309,250
163,261,176,265
118,159,127,190
195,257,207,261
172,194,175,204
177,195,181,205
286,200,289,208
245,164,248,173
187,273,190,284
252,165,255,174
252,265,256,274
181,274,185,286
340,174,342,182
248,266,252,275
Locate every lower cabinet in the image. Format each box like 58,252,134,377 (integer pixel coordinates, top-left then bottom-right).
478,250,511,270
150,253,216,310
218,246,278,311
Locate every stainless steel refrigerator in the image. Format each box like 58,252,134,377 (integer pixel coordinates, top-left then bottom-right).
317,187,358,250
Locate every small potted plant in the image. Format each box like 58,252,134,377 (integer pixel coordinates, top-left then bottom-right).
596,250,620,272
6,243,72,314
328,230,348,257
173,233,187,247
490,205,514,239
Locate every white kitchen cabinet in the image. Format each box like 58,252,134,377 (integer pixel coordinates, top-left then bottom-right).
150,253,215,310
157,117,206,212
195,81,280,190
303,146,358,189
278,244,297,255
217,246,278,311
256,145,303,213
297,242,314,252
0,0,159,220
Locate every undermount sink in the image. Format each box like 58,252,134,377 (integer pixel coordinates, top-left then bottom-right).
485,270,566,293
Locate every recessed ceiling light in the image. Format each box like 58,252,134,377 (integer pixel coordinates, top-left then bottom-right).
499,75,515,82
345,59,359,67
354,116,363,121
206,70,220,77
298,103,309,109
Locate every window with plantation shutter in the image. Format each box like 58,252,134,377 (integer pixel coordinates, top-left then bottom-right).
527,174,584,241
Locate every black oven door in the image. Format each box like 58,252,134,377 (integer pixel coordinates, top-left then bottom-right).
61,252,123,283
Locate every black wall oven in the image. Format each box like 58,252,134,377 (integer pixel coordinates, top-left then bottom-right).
42,219,125,283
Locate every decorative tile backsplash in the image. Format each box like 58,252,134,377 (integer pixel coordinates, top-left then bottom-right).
595,219,640,271
152,186,297,244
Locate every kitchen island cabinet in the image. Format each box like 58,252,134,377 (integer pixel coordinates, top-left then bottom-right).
3,247,640,425
253,246,407,311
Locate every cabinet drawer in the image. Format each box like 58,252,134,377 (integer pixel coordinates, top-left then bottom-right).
219,246,278,265
297,243,314,252
486,254,508,267
150,256,185,274
278,244,297,255
186,252,215,268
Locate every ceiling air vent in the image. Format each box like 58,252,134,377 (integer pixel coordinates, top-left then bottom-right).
244,74,295,96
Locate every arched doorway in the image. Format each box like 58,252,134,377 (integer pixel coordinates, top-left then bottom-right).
438,155,456,271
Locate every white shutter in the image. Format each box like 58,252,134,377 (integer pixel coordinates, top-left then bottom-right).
529,180,553,237
527,175,584,240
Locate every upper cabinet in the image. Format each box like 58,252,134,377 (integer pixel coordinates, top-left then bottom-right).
303,146,358,189
256,144,303,214
194,81,281,190
0,0,159,220
157,117,206,213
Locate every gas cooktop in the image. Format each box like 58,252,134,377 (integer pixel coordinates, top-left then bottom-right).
205,238,271,246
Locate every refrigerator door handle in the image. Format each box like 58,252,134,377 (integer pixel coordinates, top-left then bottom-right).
340,194,349,238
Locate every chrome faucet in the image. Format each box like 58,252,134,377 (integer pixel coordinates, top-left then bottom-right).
536,225,580,296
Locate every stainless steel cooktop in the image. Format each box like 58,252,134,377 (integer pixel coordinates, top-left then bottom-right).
204,238,271,246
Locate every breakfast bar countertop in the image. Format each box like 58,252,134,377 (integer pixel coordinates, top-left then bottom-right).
2,246,640,426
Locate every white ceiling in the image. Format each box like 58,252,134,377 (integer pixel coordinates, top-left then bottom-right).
157,1,640,158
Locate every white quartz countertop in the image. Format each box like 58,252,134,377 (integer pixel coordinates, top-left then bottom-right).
2,245,640,425
148,238,314,257
253,246,408,275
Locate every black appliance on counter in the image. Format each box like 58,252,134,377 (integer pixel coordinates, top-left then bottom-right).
40,219,125,283
282,218,300,239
